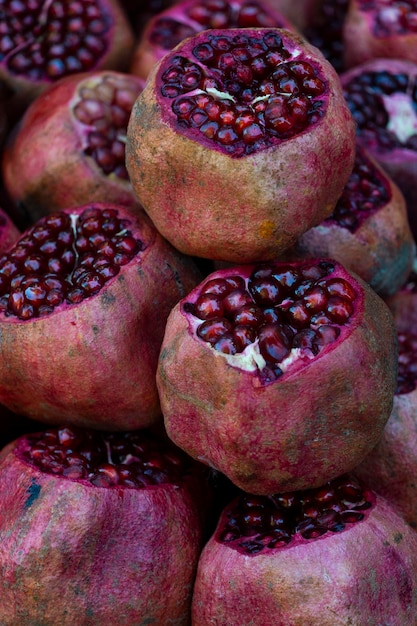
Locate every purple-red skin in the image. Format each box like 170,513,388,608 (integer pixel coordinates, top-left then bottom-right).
157,260,397,495
0,434,205,625
0,206,20,253
126,27,356,263
192,490,417,624
2,71,146,223
0,204,202,431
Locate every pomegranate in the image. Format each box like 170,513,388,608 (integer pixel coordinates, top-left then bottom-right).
262,0,323,31
126,27,356,263
130,0,297,81
303,0,350,72
290,144,415,297
385,261,417,331
2,71,145,223
0,203,201,430
157,258,397,495
0,426,207,625
0,205,20,253
341,58,417,239
0,0,135,117
343,0,417,69
192,474,417,624
354,329,417,530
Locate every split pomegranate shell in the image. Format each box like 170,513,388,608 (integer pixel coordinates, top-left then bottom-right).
157,258,397,495
290,144,415,297
0,0,135,116
130,0,297,81
0,426,207,625
2,71,145,223
0,203,201,430
126,27,356,263
192,475,417,624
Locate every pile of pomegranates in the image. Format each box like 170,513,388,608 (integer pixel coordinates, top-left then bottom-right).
0,0,417,624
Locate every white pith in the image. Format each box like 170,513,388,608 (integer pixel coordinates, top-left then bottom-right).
383,92,417,143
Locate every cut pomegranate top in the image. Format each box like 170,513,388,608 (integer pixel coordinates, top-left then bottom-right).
0,205,143,320
0,0,113,81
396,330,417,395
323,145,390,231
72,73,143,180
157,29,328,157
356,0,417,37
343,68,417,153
216,474,373,555
16,426,193,489
183,259,361,383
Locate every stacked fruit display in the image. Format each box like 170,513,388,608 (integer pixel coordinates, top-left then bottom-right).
0,0,417,624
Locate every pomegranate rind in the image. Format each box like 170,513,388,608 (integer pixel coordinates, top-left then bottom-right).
192,493,417,624
0,436,204,625
2,71,145,223
0,205,202,430
157,261,397,494
126,28,356,263
262,0,323,30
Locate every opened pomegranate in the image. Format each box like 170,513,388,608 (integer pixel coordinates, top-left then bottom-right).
0,203,201,430
130,0,296,81
341,58,417,239
0,0,134,117
303,0,350,72
291,144,415,296
192,474,417,624
0,426,207,625
157,258,397,494
343,0,417,69
2,71,145,223
126,27,356,263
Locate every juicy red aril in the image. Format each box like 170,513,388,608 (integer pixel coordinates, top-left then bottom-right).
396,330,417,394
0,0,112,80
324,145,390,231
304,0,349,72
218,474,371,554
161,31,327,156
0,207,142,320
356,0,417,37
189,260,353,373
19,426,191,488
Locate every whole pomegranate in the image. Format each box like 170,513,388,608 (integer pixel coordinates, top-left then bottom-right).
2,71,145,223
0,203,201,430
290,144,415,297
130,0,297,81
157,258,397,494
0,0,135,117
343,0,417,68
192,474,417,624
0,426,207,625
341,58,417,239
126,27,356,263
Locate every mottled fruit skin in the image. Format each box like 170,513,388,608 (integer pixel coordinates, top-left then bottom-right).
192,491,417,625
157,261,397,494
0,435,205,626
126,27,356,263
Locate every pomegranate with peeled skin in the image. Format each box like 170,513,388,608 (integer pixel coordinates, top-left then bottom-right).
192,474,417,625
343,0,417,69
341,58,417,239
2,71,145,223
130,0,297,81
157,258,397,494
0,426,207,625
0,0,135,116
0,202,201,430
290,144,415,296
126,27,356,263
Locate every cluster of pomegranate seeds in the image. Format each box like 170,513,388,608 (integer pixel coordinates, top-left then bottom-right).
0,0,112,80
19,427,191,488
304,0,349,72
396,331,417,394
0,206,142,320
184,261,357,380
357,0,417,36
73,74,142,180
343,70,417,151
218,474,372,555
161,31,327,156
150,0,285,52
325,145,390,231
